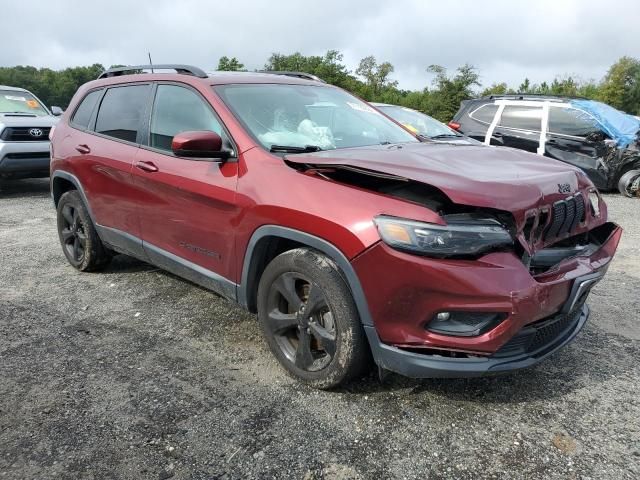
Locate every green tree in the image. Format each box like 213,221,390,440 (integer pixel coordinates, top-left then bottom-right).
355,56,398,99
426,64,480,122
263,50,358,90
480,82,509,97
216,56,245,71
0,64,104,108
598,56,640,114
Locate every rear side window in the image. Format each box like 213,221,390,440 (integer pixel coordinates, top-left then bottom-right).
71,90,102,129
499,106,543,131
549,107,600,137
149,84,225,151
95,85,150,142
469,104,498,124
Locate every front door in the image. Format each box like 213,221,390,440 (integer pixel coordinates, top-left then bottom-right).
545,106,610,189
131,83,240,298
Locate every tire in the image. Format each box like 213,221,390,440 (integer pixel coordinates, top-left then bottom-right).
257,248,371,389
617,169,640,197
56,190,111,271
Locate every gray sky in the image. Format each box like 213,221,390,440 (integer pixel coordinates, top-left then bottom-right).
2,0,638,90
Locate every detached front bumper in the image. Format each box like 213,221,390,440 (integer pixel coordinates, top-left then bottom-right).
353,222,622,378
365,294,590,378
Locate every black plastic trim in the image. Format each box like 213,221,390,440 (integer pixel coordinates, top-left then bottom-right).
50,171,96,219
365,304,590,378
238,225,374,326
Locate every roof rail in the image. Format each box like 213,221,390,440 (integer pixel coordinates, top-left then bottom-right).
98,64,208,80
486,93,587,101
258,71,326,83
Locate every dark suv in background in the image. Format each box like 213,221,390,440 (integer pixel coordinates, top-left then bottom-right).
450,95,640,194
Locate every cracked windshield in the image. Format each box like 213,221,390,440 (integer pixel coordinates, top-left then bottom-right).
215,83,418,151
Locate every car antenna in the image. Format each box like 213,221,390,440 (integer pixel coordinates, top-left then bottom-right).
148,52,154,73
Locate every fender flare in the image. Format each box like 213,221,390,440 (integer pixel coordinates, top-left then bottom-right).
238,225,374,326
50,170,96,222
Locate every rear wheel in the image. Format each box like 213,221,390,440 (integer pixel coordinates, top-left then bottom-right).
57,190,111,271
618,169,640,197
257,248,370,389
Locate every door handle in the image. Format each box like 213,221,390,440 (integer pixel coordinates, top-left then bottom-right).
135,160,159,173
75,144,91,154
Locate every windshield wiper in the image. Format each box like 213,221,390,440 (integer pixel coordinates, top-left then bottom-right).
430,134,463,139
269,145,323,153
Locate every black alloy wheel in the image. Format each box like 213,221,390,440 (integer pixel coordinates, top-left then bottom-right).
265,272,337,372
60,203,87,264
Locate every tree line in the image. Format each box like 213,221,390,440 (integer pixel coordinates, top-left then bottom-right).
1,53,638,122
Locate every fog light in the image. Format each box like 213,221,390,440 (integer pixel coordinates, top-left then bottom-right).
427,312,506,337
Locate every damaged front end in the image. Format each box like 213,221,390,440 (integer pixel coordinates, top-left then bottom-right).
286,148,622,377
287,158,613,276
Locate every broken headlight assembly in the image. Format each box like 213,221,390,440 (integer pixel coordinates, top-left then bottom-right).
374,215,513,258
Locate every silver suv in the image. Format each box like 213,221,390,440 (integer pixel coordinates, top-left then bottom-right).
0,85,62,180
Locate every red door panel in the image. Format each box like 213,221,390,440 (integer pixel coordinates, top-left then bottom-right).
132,148,240,282
72,133,141,237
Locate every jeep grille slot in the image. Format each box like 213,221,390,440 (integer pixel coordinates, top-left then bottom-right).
543,194,585,242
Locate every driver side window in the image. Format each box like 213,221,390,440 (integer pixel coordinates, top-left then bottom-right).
150,84,225,152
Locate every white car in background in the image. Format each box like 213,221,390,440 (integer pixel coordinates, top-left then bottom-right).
0,85,62,180
371,102,480,145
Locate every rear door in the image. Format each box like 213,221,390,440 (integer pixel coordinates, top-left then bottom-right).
132,82,240,298
490,104,544,153
70,83,152,257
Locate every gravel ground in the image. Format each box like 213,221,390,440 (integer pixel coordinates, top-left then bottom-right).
1,178,639,480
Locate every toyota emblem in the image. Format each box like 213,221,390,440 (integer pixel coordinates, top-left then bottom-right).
29,128,44,138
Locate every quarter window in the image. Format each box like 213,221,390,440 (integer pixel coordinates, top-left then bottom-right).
71,90,102,129
549,107,601,137
469,104,499,124
95,85,150,142
150,84,225,152
498,106,543,131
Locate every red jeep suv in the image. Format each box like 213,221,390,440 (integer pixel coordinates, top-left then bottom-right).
50,65,622,388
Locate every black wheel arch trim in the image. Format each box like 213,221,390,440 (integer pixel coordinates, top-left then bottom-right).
238,225,374,327
50,170,97,222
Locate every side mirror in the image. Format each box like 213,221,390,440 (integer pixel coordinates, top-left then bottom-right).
51,106,63,116
171,131,230,161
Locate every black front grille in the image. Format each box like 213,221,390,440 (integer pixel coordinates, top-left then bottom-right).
493,304,584,358
4,152,50,160
543,194,586,241
0,127,51,141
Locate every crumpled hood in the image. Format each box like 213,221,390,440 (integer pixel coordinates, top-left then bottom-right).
286,143,592,214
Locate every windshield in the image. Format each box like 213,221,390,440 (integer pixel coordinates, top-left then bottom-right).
0,89,49,116
377,105,458,138
214,84,418,151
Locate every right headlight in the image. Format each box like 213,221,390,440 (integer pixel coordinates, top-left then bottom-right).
374,215,513,258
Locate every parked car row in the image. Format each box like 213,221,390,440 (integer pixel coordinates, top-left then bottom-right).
45,65,621,388
449,94,640,196
3,80,640,197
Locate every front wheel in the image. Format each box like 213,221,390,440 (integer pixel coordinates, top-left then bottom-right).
56,190,111,271
618,169,640,197
257,248,370,389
